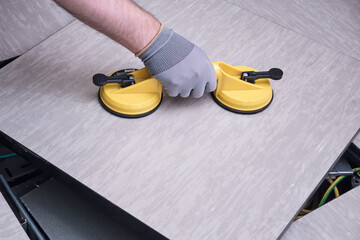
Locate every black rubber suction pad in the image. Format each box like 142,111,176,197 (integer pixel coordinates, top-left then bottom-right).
211,90,274,114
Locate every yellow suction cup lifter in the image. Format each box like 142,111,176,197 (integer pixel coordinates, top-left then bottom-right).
93,62,282,118
93,68,163,118
211,61,282,114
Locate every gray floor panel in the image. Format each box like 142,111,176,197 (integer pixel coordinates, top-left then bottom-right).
282,185,360,240
0,0,359,239
227,0,360,60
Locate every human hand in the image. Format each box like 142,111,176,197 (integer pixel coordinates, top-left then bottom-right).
138,26,217,98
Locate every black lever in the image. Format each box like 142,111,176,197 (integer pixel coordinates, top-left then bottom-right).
241,68,283,83
93,73,135,88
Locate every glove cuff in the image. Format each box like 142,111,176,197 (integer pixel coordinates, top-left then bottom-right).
138,26,194,75
135,23,164,57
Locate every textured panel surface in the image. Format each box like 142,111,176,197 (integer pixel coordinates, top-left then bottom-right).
226,0,360,60
0,194,28,240
0,0,359,239
282,186,360,240
0,0,73,60
354,132,360,148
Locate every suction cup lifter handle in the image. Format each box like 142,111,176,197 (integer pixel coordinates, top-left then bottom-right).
93,73,135,88
241,68,283,83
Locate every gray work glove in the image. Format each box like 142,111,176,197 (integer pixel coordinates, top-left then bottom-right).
138,27,217,98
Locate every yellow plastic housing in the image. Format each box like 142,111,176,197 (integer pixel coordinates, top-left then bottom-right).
98,62,274,117
99,68,163,117
212,61,273,113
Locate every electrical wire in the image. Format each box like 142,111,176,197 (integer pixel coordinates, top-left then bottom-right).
298,195,314,216
0,153,17,159
300,209,311,214
327,179,339,198
303,195,314,210
298,194,317,218
297,168,360,220
312,191,319,210
319,168,360,207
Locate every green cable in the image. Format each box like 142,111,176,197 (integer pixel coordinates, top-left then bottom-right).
319,168,360,207
0,153,17,159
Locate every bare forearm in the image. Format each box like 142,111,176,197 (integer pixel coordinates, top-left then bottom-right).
54,0,161,53
55,0,216,98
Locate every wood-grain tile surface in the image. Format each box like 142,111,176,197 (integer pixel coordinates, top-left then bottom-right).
282,186,360,240
0,0,74,60
0,0,359,239
227,0,360,60
353,132,360,148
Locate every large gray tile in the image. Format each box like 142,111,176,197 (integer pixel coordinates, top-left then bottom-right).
0,0,74,60
0,0,359,239
282,186,360,240
354,132,360,148
227,0,360,60
0,194,28,240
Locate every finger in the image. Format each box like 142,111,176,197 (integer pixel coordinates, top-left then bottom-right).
180,88,192,98
191,84,206,98
205,70,217,92
167,88,180,97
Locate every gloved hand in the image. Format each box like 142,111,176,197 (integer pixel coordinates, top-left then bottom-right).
137,26,217,98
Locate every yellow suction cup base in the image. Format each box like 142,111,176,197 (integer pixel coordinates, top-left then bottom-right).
211,90,273,114
98,68,163,118
96,62,277,117
211,62,274,114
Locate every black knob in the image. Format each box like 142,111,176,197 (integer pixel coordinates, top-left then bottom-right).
268,68,283,80
241,68,283,83
93,73,109,86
